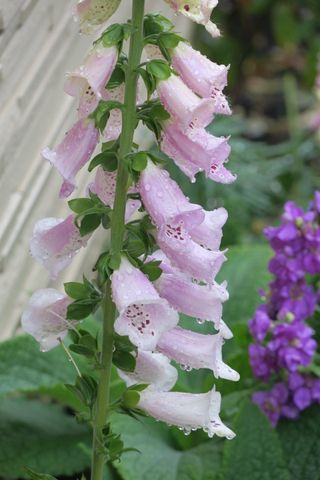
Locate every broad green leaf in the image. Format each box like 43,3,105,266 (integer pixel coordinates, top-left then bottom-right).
217,244,272,326
222,401,290,480
278,405,320,480
146,60,172,80
0,335,82,398
111,414,222,480
0,398,90,479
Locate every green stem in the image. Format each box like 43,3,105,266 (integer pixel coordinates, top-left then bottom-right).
90,2,145,479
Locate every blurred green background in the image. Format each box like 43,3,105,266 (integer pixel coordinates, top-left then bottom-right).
0,1,320,479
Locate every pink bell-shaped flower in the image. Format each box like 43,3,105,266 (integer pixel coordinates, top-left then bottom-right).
64,43,118,118
157,74,215,130
89,167,140,222
157,327,240,381
157,222,226,284
112,257,179,350
118,351,178,391
138,160,204,229
21,289,72,352
165,0,221,38
138,387,235,438
75,0,121,35
172,41,228,97
189,207,228,251
151,250,228,325
30,215,89,279
42,119,99,198
161,122,231,182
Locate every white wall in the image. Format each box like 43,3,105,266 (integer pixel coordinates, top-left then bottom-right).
0,1,189,340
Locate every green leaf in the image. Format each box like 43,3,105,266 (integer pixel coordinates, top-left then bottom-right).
88,151,118,172
101,24,125,47
132,152,148,172
140,261,162,281
0,398,90,479
25,468,58,480
144,14,174,36
79,213,102,236
113,350,136,372
111,414,222,480
146,60,172,81
67,299,98,321
278,405,320,480
216,244,271,325
68,198,94,214
0,335,82,399
222,400,289,480
64,282,89,300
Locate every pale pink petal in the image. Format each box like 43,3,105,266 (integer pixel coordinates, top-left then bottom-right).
75,0,121,35
138,160,204,229
118,351,178,391
207,162,237,184
161,122,231,182
30,215,89,279
112,257,179,350
165,0,221,38
154,256,228,323
157,327,239,381
89,167,140,222
42,119,99,198
21,289,72,351
157,75,215,130
138,388,235,438
157,222,227,284
189,207,228,250
172,42,229,97
65,44,118,118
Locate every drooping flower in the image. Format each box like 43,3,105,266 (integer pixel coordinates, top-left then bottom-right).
21,289,71,351
64,44,118,118
42,119,99,198
138,160,204,228
157,222,226,284
75,0,122,35
89,167,140,221
172,42,229,98
30,215,89,279
112,257,179,350
151,251,228,326
157,327,239,381
160,121,232,183
165,0,221,38
118,351,178,391
157,74,215,130
137,388,235,438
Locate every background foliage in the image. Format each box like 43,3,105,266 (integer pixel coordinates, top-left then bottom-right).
1,0,320,479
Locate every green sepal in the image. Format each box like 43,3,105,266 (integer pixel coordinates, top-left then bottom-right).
88,151,118,172
113,350,136,372
146,59,172,81
144,14,174,36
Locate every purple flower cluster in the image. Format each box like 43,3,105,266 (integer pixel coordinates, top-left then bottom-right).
249,193,320,425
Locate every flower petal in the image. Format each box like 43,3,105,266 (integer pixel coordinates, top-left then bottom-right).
75,0,122,35
157,75,215,130
157,222,227,283
158,327,239,381
118,351,178,391
21,289,71,351
138,160,204,229
30,215,89,278
112,257,179,350
138,387,235,438
42,119,99,198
